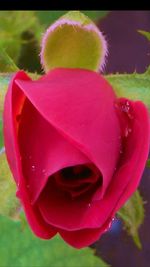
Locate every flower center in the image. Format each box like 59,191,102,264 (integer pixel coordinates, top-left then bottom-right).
61,165,93,180
54,164,102,200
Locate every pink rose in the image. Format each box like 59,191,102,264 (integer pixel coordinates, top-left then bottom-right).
3,68,150,248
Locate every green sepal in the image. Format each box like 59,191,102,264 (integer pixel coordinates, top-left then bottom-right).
117,190,145,249
138,30,150,41
40,11,107,73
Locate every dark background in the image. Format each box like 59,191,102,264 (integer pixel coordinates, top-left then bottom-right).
100,11,150,74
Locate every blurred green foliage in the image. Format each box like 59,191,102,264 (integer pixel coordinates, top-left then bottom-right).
0,48,18,72
0,11,41,63
0,215,108,267
0,11,109,73
0,152,20,219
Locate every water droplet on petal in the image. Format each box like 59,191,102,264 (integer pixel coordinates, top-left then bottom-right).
42,169,46,175
104,221,112,233
88,203,91,207
112,217,115,222
31,165,35,171
125,127,129,137
121,101,130,113
124,127,132,137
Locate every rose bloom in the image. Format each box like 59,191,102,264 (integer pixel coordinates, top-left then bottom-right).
3,68,150,248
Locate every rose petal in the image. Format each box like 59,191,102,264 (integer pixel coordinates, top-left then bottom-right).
18,97,90,203
59,217,112,249
15,68,121,199
3,71,57,239
113,100,150,211
38,98,149,231
4,69,149,242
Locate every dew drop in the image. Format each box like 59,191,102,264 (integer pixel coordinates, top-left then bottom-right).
112,217,115,222
124,127,132,137
122,105,129,113
104,217,116,233
26,184,30,189
104,221,112,233
108,223,112,230
121,100,131,113
29,155,32,160
31,165,36,171
88,203,91,207
42,169,46,175
125,127,129,137
120,149,123,154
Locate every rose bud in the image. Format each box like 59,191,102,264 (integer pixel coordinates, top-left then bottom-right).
3,68,150,248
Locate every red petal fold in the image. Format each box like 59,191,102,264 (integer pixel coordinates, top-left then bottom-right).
3,71,57,239
15,68,121,198
18,98,90,204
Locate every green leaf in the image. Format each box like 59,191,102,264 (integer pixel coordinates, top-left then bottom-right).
117,190,144,249
0,214,109,267
146,159,150,167
0,151,20,219
0,48,19,72
36,11,109,27
138,30,150,41
105,68,150,109
40,11,107,73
